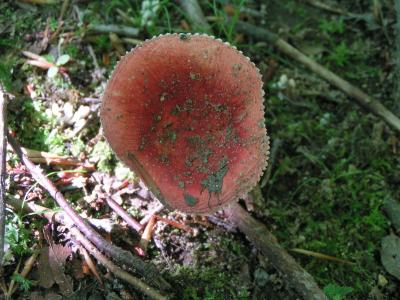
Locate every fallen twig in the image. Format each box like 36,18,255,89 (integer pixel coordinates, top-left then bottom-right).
7,247,39,299
179,0,211,32
235,21,400,133
303,0,353,16
395,0,400,109
225,203,328,300
289,248,355,265
140,203,164,225
7,198,168,300
22,51,55,70
88,24,139,38
106,196,143,232
0,86,8,267
80,246,103,285
139,215,157,251
8,133,170,290
20,147,93,168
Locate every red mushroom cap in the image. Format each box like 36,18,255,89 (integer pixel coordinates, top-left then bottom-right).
101,33,269,214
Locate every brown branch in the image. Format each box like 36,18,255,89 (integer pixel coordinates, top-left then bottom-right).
303,0,353,16
235,21,400,133
88,24,139,38
7,133,170,290
179,0,211,32
140,203,164,226
7,248,39,298
80,246,103,284
106,196,143,232
225,203,328,300
395,0,400,110
21,147,93,168
7,198,168,300
0,86,8,267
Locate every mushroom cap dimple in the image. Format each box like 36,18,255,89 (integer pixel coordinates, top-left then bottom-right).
101,33,269,214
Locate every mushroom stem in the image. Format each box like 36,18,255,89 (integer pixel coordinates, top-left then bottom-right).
225,202,328,300
236,21,400,133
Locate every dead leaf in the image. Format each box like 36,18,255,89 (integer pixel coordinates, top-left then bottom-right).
71,257,85,280
381,234,400,280
49,243,73,296
37,247,55,288
37,244,73,296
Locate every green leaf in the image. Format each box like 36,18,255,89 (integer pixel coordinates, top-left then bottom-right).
323,283,353,300
381,235,400,280
47,66,59,78
56,54,70,66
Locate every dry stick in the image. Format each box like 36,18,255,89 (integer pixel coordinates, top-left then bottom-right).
80,246,103,284
7,134,170,291
179,0,211,32
140,203,164,225
73,229,167,300
106,196,143,232
303,0,353,16
88,24,139,38
0,86,8,267
8,249,39,298
225,203,328,300
395,0,400,110
235,21,400,133
7,198,167,300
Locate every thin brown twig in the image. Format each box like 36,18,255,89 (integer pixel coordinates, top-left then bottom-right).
5,260,21,300
225,203,328,300
140,203,164,225
106,196,143,232
88,24,139,38
7,198,168,300
58,0,70,22
395,0,400,110
303,0,353,16
179,0,211,32
139,215,157,251
80,246,103,284
7,248,39,298
289,248,355,265
7,133,170,290
0,86,8,267
235,21,400,133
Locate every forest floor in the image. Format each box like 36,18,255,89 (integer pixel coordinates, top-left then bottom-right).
1,0,400,299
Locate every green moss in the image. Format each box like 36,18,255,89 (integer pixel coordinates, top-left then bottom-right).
168,266,250,300
201,156,228,194
90,141,115,172
184,193,198,206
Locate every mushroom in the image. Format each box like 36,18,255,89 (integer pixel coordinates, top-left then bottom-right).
101,33,269,214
